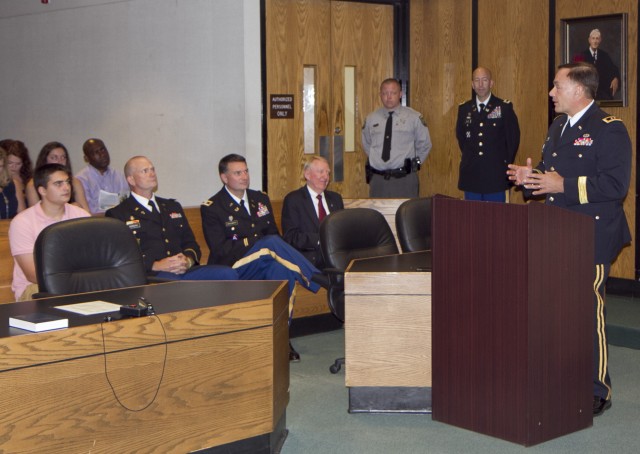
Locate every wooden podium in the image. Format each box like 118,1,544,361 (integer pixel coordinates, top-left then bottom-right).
431,198,594,446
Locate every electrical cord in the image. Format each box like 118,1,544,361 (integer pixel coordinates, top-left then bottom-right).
100,311,168,412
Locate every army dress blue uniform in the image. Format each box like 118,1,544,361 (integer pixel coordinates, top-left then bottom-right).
201,187,320,311
530,102,631,402
106,195,237,280
456,95,520,198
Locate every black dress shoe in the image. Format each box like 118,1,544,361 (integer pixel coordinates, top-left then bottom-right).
289,342,300,362
593,396,612,416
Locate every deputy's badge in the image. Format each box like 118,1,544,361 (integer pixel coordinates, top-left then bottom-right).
126,219,141,230
487,106,502,119
419,115,427,127
169,212,182,219
201,200,213,207
257,202,270,218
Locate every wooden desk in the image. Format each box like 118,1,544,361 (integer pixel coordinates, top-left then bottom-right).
344,251,432,413
0,281,290,454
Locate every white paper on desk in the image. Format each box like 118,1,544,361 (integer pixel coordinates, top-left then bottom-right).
55,301,122,315
98,190,121,211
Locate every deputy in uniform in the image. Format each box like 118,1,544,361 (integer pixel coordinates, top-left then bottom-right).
106,156,237,281
201,153,321,361
508,62,631,417
361,78,432,197
456,66,520,202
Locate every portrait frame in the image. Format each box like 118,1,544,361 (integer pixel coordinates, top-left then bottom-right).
561,13,627,107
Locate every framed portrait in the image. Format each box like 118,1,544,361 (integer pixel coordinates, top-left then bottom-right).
561,14,627,107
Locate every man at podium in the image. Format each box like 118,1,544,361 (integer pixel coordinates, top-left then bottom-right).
507,62,631,417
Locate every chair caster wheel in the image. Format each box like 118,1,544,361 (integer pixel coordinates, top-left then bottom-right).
330,364,341,374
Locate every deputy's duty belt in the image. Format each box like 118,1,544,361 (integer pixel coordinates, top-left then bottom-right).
370,167,409,179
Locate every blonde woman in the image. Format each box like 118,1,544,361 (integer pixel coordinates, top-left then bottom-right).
0,147,26,219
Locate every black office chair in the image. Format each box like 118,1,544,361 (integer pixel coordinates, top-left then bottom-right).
395,197,432,253
319,208,399,373
34,217,148,296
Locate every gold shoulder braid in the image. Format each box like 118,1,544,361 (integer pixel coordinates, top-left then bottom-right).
603,116,623,123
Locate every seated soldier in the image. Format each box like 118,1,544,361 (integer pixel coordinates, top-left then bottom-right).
9,164,90,301
201,153,321,361
106,156,238,281
282,156,344,269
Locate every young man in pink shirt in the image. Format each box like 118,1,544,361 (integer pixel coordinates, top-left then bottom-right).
9,163,90,301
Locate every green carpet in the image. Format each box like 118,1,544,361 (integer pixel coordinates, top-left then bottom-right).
283,328,640,454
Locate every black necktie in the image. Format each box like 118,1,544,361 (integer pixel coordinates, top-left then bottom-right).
240,199,249,215
479,103,485,113
148,201,157,213
317,194,327,222
593,50,597,62
381,111,394,162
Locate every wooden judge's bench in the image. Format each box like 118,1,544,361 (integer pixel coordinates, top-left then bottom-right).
0,280,290,453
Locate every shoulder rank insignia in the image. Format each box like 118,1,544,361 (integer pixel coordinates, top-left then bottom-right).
603,115,623,123
459,99,471,106
503,99,512,104
201,200,213,207
419,115,427,127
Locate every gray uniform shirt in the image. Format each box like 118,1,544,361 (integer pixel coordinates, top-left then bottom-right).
361,105,432,170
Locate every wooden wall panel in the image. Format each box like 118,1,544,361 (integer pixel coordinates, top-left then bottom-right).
410,0,472,199
555,0,638,279
478,0,551,205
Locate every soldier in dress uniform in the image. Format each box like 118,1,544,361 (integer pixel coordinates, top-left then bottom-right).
106,156,237,281
201,153,321,361
508,62,631,417
456,66,520,202
361,78,432,197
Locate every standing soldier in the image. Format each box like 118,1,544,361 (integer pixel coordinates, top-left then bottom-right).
456,67,520,202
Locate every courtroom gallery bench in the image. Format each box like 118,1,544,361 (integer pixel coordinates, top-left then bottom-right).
0,199,407,335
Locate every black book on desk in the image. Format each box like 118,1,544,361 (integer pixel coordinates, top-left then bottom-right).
9,313,69,332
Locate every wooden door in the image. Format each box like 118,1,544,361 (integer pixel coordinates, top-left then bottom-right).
265,0,394,199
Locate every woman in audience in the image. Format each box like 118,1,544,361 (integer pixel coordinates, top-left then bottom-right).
25,141,90,212
1,140,33,188
0,147,26,219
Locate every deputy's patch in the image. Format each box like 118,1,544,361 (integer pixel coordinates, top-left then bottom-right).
201,200,213,206
603,115,623,123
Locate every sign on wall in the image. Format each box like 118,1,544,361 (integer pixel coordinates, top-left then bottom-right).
270,94,294,118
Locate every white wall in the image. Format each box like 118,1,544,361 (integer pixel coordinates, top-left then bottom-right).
0,0,262,206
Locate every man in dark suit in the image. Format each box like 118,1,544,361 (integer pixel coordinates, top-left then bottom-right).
201,153,321,361
579,28,620,100
508,62,631,417
282,156,344,268
106,156,238,281
456,66,520,202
